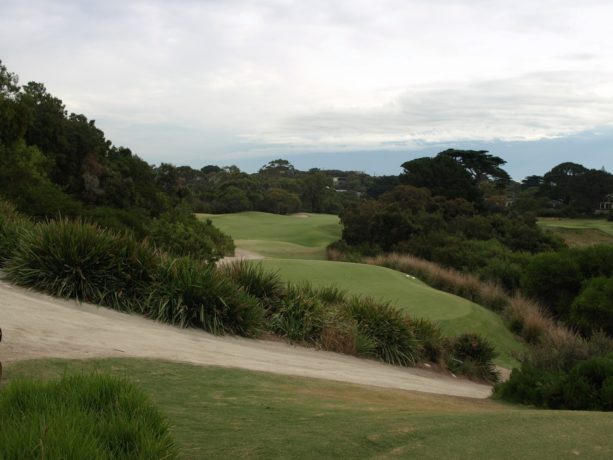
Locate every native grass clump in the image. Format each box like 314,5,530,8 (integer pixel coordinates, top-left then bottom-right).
0,374,177,459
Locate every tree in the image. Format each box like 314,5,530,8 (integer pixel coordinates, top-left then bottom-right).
258,159,296,177
401,155,482,203
439,149,510,187
570,277,613,336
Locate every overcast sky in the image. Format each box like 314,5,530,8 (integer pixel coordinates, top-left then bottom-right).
1,0,612,178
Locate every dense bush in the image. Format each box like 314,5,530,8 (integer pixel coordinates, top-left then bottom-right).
570,277,613,337
149,210,234,262
0,199,33,265
521,245,613,334
4,219,158,310
0,374,177,459
269,284,327,343
148,256,264,337
495,354,613,411
445,333,499,383
221,260,285,311
521,252,583,319
344,296,419,366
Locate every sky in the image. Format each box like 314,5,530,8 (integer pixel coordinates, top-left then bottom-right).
1,0,612,179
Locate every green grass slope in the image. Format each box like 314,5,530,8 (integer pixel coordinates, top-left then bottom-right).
6,358,612,460
538,218,613,247
199,212,341,259
202,211,523,367
261,259,523,367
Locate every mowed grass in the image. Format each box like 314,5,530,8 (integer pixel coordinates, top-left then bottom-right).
538,218,613,247
260,259,523,368
199,212,341,259
5,358,613,460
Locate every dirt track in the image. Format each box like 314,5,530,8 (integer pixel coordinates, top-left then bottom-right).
0,281,492,398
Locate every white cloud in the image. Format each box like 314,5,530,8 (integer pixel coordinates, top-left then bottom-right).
0,0,612,164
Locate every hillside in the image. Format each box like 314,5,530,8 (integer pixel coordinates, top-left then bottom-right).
203,211,524,367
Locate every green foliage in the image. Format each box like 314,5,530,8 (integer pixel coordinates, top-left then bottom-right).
571,277,613,336
149,209,234,262
408,317,444,362
343,296,418,366
496,354,613,411
4,219,157,309
521,251,582,319
0,199,33,265
446,333,499,383
261,187,302,214
0,373,177,459
221,260,285,311
269,284,326,343
148,256,264,337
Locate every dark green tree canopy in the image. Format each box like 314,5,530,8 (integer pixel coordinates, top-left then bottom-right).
400,154,482,203
438,149,511,186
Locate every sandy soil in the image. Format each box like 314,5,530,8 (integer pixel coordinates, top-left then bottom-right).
217,248,264,265
0,281,492,398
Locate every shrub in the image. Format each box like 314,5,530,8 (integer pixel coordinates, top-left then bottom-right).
4,219,158,310
0,199,33,265
496,354,613,411
343,296,418,366
221,260,285,311
407,317,444,362
446,333,499,383
0,374,177,459
149,210,234,262
148,256,264,337
494,364,565,407
319,308,359,355
269,284,326,343
570,276,613,336
521,251,583,319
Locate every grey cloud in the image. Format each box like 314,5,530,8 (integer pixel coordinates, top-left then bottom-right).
257,72,613,147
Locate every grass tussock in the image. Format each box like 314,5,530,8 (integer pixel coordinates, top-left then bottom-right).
5,218,157,310
148,256,264,337
0,374,177,459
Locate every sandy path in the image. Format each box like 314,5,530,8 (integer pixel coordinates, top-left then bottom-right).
0,281,492,398
217,248,264,265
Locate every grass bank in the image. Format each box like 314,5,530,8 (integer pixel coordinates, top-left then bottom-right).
4,358,612,460
538,218,613,247
259,259,523,368
199,212,341,259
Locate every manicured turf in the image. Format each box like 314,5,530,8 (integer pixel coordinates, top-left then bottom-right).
260,259,523,368
199,212,341,259
5,358,612,460
538,218,613,246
